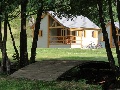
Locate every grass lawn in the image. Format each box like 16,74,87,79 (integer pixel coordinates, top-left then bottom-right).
4,37,118,64
0,37,118,90
0,76,102,90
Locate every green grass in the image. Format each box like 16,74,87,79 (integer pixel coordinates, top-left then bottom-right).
35,48,113,61
0,76,102,90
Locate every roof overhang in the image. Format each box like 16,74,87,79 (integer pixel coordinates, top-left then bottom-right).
84,28,101,30
69,28,101,31
69,28,84,31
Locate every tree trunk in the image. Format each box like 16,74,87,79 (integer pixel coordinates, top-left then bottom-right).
7,21,19,63
0,10,2,49
0,2,3,51
1,13,8,72
97,0,116,71
108,0,120,70
20,0,29,68
116,0,120,71
30,3,43,63
0,2,3,72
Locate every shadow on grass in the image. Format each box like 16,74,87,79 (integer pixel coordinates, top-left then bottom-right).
36,56,108,61
55,60,117,90
36,56,118,65
36,56,117,89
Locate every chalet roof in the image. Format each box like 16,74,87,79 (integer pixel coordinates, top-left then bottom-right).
48,11,100,29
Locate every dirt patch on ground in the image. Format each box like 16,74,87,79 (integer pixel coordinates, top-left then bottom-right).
10,60,90,81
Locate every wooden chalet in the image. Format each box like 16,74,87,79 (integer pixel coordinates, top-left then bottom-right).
31,11,101,48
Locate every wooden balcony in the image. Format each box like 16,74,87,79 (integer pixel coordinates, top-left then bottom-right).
49,36,82,45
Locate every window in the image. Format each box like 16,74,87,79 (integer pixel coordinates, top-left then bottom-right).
61,30,66,36
92,31,97,38
39,30,43,37
72,31,75,36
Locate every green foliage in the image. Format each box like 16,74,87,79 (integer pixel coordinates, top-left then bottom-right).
8,15,33,39
0,0,20,21
27,0,71,16
9,19,20,39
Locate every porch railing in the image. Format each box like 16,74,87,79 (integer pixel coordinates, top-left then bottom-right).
49,36,82,45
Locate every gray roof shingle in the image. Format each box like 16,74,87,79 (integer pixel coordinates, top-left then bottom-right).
49,11,100,29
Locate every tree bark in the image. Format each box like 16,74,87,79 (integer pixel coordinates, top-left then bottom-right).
0,6,2,49
0,1,4,72
1,13,8,72
97,0,116,71
20,0,29,68
116,0,120,71
30,2,43,63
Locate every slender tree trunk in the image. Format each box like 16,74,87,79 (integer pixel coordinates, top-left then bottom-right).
0,24,1,48
7,21,19,64
116,0,120,71
1,13,8,72
0,17,1,36
0,1,3,51
97,0,116,71
0,2,4,72
20,0,29,68
0,10,2,49
30,2,43,63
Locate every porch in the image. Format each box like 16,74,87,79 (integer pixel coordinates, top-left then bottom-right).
48,20,83,47
49,36,82,48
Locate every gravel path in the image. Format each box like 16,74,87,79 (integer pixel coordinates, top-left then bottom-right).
10,60,90,81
